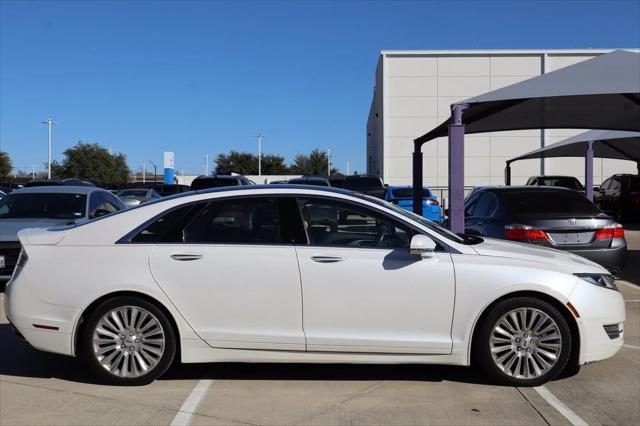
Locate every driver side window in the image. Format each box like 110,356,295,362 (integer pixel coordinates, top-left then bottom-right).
298,198,412,249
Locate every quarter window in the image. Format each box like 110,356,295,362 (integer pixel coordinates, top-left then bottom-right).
298,198,411,249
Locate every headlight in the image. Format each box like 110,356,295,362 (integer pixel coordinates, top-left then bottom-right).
574,273,618,291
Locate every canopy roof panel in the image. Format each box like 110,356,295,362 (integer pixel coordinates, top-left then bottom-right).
508,129,640,163
416,50,640,144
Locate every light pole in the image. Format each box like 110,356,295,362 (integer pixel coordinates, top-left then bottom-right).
148,160,157,183
142,162,146,184
346,159,350,175
41,118,54,179
327,148,331,176
205,153,209,175
256,134,263,176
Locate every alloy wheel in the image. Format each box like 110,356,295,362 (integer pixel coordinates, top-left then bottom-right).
489,307,562,380
91,306,166,378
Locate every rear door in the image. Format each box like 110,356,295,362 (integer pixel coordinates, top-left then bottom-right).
147,196,305,351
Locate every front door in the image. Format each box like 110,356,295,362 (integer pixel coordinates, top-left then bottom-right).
148,197,305,351
295,197,455,354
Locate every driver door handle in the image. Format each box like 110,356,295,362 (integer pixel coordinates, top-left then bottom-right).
171,253,204,261
311,255,345,263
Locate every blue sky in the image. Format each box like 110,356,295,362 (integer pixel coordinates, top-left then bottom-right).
1,0,639,175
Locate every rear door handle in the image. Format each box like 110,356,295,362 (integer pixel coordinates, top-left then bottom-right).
311,255,345,263
171,253,204,261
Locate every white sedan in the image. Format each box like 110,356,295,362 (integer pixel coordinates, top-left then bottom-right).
4,185,625,386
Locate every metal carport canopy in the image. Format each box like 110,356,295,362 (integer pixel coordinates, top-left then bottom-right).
411,50,640,233
505,129,640,200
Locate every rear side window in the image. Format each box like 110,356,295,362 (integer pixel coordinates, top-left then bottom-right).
183,198,280,244
474,193,498,217
131,204,204,243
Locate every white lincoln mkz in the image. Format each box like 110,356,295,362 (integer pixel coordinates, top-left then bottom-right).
4,185,625,385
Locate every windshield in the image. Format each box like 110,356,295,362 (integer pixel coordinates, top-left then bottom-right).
0,193,87,219
500,190,602,216
119,189,148,197
364,195,468,244
391,188,432,198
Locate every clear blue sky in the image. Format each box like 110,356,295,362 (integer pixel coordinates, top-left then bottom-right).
1,0,639,175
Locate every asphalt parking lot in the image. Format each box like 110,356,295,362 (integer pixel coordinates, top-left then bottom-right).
0,234,638,426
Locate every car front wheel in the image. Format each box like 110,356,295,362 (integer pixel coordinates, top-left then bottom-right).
475,297,572,386
80,296,176,385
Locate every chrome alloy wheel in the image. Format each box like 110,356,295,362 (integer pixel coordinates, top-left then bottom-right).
91,306,165,378
489,307,562,379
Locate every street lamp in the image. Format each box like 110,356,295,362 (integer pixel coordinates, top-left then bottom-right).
148,160,157,183
41,118,54,179
256,134,263,176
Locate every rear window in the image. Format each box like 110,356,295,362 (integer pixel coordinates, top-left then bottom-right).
628,176,640,191
190,178,239,190
119,189,148,197
0,193,87,219
500,190,602,217
391,188,432,198
535,177,583,190
343,177,383,189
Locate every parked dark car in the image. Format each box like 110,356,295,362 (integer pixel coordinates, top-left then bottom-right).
594,174,640,222
0,186,125,279
342,175,386,199
463,186,626,273
287,176,331,187
151,183,191,197
0,183,23,194
190,175,254,191
526,175,584,191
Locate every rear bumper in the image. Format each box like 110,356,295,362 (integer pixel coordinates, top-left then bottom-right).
567,244,626,272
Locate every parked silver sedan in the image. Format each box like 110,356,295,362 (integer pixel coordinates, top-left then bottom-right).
117,188,161,207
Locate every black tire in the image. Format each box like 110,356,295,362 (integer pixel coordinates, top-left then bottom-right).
80,296,176,386
474,297,572,387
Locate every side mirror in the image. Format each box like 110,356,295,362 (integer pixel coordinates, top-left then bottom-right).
91,208,111,219
410,234,437,257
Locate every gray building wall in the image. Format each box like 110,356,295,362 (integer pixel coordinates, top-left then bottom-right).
367,49,638,187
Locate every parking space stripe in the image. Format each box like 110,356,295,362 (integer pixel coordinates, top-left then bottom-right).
534,386,588,426
170,379,212,426
623,344,640,350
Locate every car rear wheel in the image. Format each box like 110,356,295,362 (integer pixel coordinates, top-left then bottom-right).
475,297,572,386
80,296,176,385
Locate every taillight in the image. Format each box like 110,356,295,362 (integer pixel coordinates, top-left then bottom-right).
594,223,624,239
504,224,549,240
426,199,440,206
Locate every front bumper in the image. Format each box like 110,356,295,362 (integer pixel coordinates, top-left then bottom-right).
569,279,625,364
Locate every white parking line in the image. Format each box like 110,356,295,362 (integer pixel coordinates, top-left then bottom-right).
623,344,640,350
534,385,588,426
624,299,640,302
170,379,212,426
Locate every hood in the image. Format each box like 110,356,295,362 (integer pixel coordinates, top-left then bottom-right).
0,218,78,241
472,237,608,274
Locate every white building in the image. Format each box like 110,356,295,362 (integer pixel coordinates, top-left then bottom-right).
367,49,638,187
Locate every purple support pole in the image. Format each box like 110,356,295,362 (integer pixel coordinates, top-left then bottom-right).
448,104,468,234
585,140,594,201
412,145,424,216
505,162,512,186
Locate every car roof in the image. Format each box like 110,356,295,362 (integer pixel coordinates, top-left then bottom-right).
193,175,243,180
530,175,580,179
289,176,329,181
10,185,102,195
475,185,576,193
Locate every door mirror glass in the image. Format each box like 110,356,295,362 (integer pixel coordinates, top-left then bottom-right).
410,234,437,256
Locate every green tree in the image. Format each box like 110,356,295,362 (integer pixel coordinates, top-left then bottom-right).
214,151,289,175
215,151,258,175
289,149,337,176
54,142,131,188
0,151,12,179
